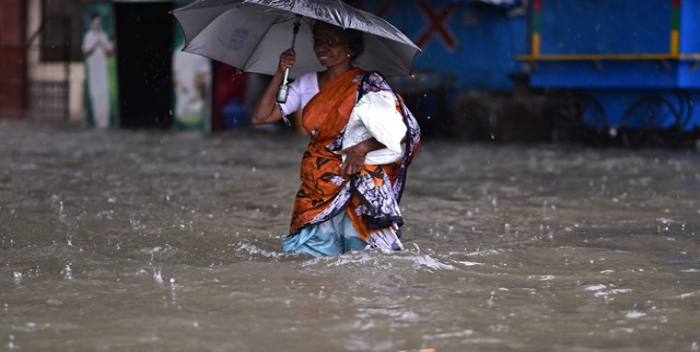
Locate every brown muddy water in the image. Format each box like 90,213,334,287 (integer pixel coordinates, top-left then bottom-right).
1,119,699,351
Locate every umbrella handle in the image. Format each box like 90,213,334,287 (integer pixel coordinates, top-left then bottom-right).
276,67,291,104
276,80,290,104
275,16,302,106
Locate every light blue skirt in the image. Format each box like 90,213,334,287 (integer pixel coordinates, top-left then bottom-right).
282,211,367,257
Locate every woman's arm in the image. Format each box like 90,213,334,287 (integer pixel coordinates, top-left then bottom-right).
251,49,295,125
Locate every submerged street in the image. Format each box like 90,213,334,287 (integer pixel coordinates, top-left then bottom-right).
1,119,699,351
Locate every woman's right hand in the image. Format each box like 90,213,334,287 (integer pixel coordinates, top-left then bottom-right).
251,48,296,125
278,48,296,73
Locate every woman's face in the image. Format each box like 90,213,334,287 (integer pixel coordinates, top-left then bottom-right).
312,23,352,68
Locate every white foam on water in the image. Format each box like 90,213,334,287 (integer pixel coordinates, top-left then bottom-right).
679,291,699,299
585,283,631,299
610,289,631,294
423,330,475,340
414,254,455,271
356,308,421,323
611,327,635,334
624,310,647,319
317,251,456,272
232,240,294,262
585,284,607,292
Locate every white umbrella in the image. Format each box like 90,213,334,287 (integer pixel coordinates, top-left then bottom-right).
172,0,421,79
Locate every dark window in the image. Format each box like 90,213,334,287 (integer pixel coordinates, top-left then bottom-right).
40,0,82,62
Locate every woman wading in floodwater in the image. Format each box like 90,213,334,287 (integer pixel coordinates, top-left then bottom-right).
252,21,420,257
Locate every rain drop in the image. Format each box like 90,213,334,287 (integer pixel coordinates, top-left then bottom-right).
153,268,163,284
13,272,22,284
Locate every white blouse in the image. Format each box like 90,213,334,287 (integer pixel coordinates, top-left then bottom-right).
279,72,319,116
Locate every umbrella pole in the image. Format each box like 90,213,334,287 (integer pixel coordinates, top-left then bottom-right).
275,16,303,107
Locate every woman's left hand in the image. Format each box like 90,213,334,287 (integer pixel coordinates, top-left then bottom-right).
338,144,367,176
338,138,385,176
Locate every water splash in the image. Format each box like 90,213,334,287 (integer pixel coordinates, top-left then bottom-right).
234,241,287,262
12,271,22,284
170,277,177,306
7,334,16,350
153,268,163,284
61,264,73,280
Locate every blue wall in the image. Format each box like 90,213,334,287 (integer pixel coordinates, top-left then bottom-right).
681,0,700,53
530,0,700,89
350,0,527,92
540,0,672,55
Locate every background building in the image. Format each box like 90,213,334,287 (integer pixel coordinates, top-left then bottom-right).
0,0,82,119
2,0,698,146
1,0,527,133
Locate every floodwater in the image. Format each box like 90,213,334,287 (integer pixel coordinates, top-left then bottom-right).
1,119,699,352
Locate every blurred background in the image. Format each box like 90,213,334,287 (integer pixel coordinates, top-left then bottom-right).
1,0,700,148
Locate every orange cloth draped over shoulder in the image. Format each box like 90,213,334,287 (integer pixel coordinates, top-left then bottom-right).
289,68,401,241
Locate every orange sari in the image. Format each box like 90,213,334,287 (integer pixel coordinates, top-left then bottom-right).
288,68,418,243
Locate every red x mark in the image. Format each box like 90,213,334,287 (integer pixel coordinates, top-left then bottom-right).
349,0,393,18
415,0,458,49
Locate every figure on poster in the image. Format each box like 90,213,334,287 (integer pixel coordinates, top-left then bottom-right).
172,45,211,126
82,14,114,129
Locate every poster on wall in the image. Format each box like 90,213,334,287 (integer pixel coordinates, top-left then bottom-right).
81,2,118,129
172,6,212,131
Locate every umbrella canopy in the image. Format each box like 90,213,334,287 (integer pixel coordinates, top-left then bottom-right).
172,0,420,78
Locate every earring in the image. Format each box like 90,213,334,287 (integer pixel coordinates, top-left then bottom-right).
347,54,351,58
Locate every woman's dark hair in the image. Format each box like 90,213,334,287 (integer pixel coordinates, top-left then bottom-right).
313,21,364,61
342,29,364,61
